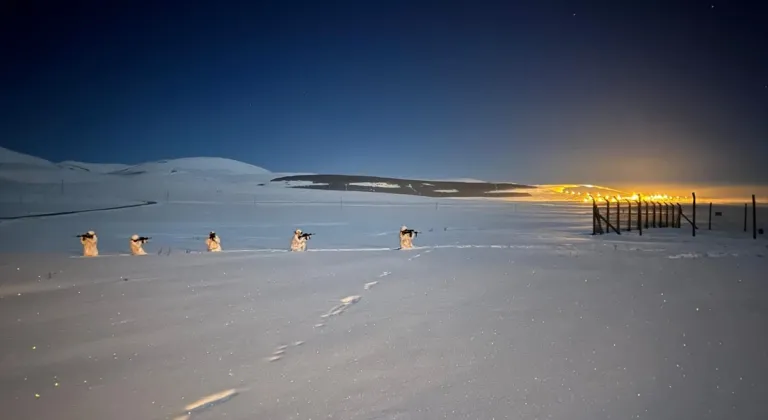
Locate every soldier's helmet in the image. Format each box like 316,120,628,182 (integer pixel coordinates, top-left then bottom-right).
131,234,139,240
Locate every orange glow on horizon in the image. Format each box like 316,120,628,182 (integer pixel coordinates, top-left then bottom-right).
559,186,693,204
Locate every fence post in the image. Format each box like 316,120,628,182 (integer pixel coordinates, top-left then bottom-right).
744,203,748,232
658,203,663,227
645,201,649,229
636,197,642,235
652,202,657,228
625,199,632,232
753,194,757,240
616,199,621,231
592,199,597,235
605,198,610,230
692,192,697,237
671,203,677,228
593,198,605,234
665,203,670,228
708,203,712,230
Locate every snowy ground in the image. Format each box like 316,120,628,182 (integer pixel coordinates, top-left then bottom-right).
1,148,767,419
2,194,768,420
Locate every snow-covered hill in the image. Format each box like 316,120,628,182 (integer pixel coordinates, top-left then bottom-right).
0,147,272,184
109,157,270,176
0,146,53,167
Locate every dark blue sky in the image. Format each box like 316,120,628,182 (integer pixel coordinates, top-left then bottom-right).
1,0,766,185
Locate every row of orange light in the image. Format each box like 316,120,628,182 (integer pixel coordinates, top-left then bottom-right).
578,193,685,203
559,190,686,203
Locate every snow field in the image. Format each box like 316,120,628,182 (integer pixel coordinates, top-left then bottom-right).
1,199,767,419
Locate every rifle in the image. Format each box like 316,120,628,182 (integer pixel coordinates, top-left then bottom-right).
208,233,217,240
76,234,94,239
298,233,314,240
401,229,419,237
133,237,151,242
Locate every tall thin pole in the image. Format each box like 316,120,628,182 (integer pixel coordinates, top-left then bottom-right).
625,199,632,232
744,203,748,232
616,199,621,232
692,192,697,237
753,194,757,240
645,201,649,229
671,203,677,228
637,198,642,236
708,203,712,230
652,202,657,228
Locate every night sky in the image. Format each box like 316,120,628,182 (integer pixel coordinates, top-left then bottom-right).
1,0,766,186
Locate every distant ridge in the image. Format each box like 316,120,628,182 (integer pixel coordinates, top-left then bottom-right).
270,173,536,198
0,146,53,166
0,147,272,183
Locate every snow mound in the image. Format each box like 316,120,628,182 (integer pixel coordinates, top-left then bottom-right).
110,157,271,176
0,146,53,167
58,161,131,173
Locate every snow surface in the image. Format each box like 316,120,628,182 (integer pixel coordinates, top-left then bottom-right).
1,152,768,420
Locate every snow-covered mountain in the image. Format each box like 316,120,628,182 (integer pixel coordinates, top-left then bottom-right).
110,157,270,176
0,146,55,167
0,146,271,183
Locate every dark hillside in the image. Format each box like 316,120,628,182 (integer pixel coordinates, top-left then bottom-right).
270,174,536,198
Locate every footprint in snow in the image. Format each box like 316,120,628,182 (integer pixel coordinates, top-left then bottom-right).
321,295,362,318
173,388,242,419
364,281,378,290
266,341,305,362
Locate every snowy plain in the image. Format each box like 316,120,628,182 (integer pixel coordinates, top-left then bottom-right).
1,148,767,420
